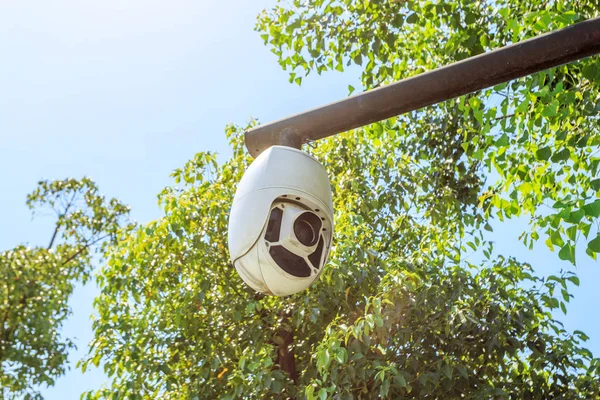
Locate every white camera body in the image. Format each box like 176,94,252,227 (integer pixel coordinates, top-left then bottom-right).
228,146,334,296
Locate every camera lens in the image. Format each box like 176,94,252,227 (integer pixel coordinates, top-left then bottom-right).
294,220,315,245
293,212,322,246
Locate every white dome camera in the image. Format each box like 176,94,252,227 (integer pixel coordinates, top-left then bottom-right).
228,146,334,296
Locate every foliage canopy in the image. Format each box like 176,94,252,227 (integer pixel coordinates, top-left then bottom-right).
1,178,130,399
44,0,600,399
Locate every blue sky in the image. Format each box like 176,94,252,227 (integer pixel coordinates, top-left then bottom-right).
0,1,597,398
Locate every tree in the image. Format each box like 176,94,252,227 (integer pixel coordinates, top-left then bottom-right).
1,178,130,399
256,0,600,262
83,1,600,399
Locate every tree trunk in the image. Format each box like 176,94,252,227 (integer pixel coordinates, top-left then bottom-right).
276,317,298,383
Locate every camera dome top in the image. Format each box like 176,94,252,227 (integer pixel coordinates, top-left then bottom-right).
228,146,333,263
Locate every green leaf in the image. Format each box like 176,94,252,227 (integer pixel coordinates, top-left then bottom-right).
588,235,600,253
465,12,476,25
551,148,570,162
480,35,489,47
581,223,592,238
441,363,452,379
566,226,577,241
558,243,575,264
560,301,567,315
159,363,171,375
583,200,600,217
373,123,383,136
583,62,599,81
550,230,564,247
317,349,330,369
495,134,509,147
394,374,407,388
318,388,327,400
536,146,552,161
380,379,390,397
534,13,552,31
574,330,590,341
565,209,585,224
567,276,580,286
406,13,419,24
516,97,530,113
542,100,559,117
336,348,348,363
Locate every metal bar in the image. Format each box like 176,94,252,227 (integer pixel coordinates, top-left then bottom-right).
245,17,600,158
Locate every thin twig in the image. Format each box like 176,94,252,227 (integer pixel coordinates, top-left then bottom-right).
495,113,515,121
48,191,77,250
61,235,109,267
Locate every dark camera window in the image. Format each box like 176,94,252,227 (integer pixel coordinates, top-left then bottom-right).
269,245,312,277
265,207,283,243
308,236,324,269
293,211,322,246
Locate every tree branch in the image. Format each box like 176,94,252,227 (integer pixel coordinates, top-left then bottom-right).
60,234,109,267
276,312,298,387
495,113,516,121
48,191,77,250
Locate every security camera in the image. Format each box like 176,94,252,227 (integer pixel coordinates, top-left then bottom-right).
228,145,334,296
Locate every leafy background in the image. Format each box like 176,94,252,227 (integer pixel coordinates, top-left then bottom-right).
0,1,361,396
1,0,599,398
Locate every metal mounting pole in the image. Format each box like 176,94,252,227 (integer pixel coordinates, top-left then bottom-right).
245,17,600,158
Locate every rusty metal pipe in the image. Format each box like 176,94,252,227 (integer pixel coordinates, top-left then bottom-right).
245,17,600,158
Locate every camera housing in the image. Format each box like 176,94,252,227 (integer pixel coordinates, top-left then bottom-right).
228,146,333,296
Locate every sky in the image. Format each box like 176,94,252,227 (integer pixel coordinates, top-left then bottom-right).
0,1,598,398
